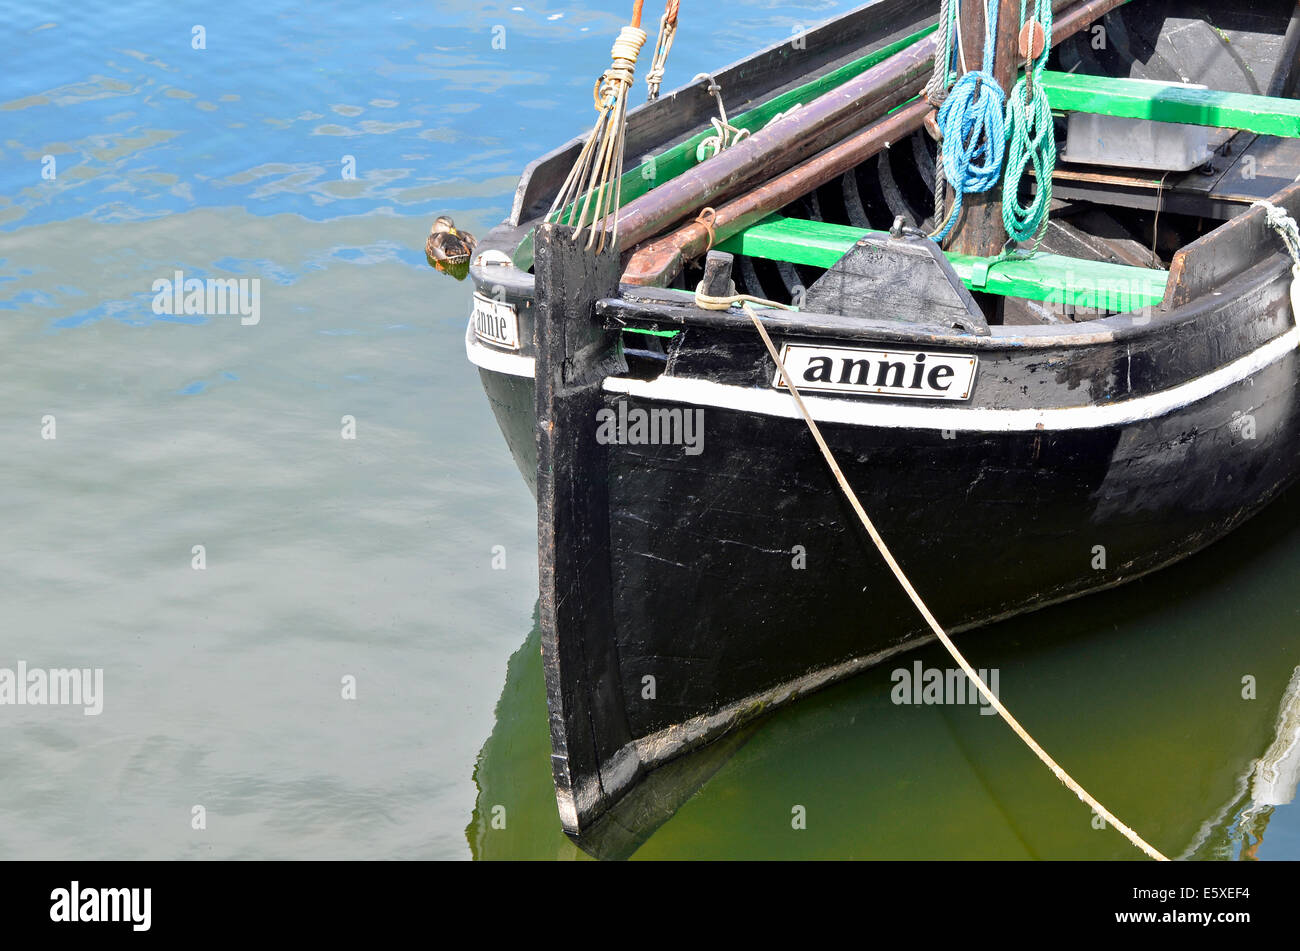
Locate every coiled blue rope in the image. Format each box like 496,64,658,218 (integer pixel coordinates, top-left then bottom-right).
932,0,1006,241
1002,0,1056,250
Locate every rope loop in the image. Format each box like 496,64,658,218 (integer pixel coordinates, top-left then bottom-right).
695,206,718,251
693,73,750,160
1000,0,1056,253
1253,198,1300,326
932,69,1007,240
694,283,796,312
646,1,680,102
1001,72,1054,246
930,0,1007,241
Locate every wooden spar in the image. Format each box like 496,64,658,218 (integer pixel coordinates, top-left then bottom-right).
946,0,1021,258
612,41,935,251
623,101,930,286
613,0,1124,255
621,0,1127,287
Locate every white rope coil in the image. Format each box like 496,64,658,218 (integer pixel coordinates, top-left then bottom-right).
604,26,648,92
611,25,648,61
1253,199,1300,328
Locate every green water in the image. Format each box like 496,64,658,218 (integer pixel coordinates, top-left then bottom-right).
471,493,1300,859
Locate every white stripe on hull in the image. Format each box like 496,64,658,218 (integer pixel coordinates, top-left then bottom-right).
465,322,535,377
604,327,1300,432
467,317,1300,432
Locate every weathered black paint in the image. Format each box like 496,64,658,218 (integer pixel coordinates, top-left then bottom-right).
803,232,990,334
533,224,636,831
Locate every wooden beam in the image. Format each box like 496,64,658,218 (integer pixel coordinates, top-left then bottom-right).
1043,71,1300,138
622,100,930,287
717,216,1168,311
1164,177,1300,309
947,0,1021,258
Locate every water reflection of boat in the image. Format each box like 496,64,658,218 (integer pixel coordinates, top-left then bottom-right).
470,489,1300,859
1180,664,1300,860
467,606,759,861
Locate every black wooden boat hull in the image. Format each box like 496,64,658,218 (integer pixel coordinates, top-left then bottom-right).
458,0,1300,834
468,244,1300,831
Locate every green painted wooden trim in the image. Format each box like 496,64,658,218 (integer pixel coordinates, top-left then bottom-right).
621,326,680,338
1042,70,1300,138
513,22,939,270
717,216,1168,311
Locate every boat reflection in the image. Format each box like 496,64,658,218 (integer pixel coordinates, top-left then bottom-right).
469,489,1300,860
1181,664,1300,860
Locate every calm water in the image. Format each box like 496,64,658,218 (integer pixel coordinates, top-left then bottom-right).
2,0,1298,861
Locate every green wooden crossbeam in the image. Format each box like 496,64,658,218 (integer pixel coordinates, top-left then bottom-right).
1042,71,1300,138
717,216,1168,311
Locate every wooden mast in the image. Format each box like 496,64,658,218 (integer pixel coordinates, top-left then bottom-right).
948,0,1022,258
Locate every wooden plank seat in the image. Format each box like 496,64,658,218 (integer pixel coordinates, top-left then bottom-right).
716,216,1169,312
1040,71,1300,138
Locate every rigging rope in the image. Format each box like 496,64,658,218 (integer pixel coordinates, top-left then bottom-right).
694,73,750,161
546,4,648,253
925,0,960,108
925,0,959,229
646,0,680,102
1001,0,1056,250
741,299,1169,861
931,0,1008,242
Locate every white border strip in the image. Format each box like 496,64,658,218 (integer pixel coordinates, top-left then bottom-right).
465,322,535,377
603,327,1300,432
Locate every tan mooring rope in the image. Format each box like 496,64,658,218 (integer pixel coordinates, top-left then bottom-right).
725,296,1169,861
695,207,718,252
693,281,794,313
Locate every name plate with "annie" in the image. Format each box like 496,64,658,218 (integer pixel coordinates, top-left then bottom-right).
774,344,977,401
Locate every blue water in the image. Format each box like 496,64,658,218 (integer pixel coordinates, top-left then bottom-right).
3,0,1299,861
